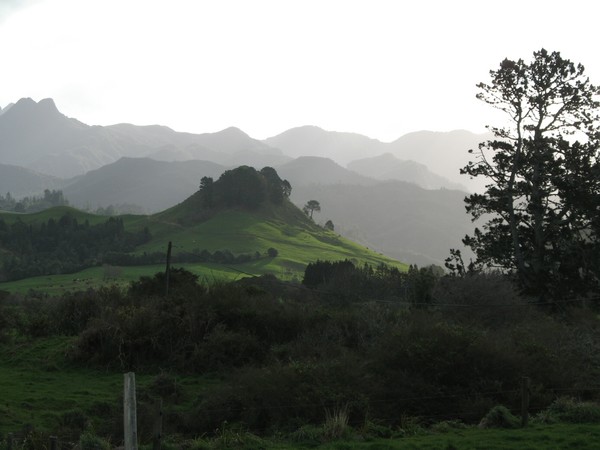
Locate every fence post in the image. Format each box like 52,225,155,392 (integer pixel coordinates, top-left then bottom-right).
152,398,163,450
49,436,58,450
124,372,138,450
7,433,13,450
165,241,172,298
521,376,530,427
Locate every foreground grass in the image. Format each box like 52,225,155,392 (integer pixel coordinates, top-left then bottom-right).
165,424,600,450
1,338,599,449
0,337,215,437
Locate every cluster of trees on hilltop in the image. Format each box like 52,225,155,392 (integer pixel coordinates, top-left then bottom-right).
0,214,151,281
198,166,292,209
0,189,68,213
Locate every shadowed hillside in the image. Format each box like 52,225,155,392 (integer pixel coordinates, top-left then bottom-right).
291,181,473,266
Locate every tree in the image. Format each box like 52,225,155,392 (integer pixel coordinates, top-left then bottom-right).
260,166,292,204
458,49,600,301
324,219,335,231
303,200,321,219
199,176,215,208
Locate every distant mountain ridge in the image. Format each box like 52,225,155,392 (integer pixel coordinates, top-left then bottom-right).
266,126,491,192
347,153,466,190
0,97,488,192
0,163,64,197
0,98,289,178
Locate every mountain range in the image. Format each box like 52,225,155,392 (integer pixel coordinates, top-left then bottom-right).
0,97,485,265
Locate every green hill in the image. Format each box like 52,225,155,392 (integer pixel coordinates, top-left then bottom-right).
0,167,406,293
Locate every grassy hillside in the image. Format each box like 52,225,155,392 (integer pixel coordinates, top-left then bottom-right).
146,194,400,269
0,190,405,293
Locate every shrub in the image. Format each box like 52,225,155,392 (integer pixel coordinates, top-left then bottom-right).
79,431,110,450
288,424,324,445
478,405,519,429
323,405,350,440
544,397,600,423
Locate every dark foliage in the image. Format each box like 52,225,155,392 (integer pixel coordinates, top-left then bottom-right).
198,166,292,210
0,213,151,281
7,268,600,437
459,49,600,301
303,259,439,304
0,189,68,213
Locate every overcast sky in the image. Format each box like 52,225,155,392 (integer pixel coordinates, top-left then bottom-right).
1,0,599,141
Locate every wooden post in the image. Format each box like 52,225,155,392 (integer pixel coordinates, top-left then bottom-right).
124,372,138,450
521,376,530,427
49,436,58,450
152,398,163,450
165,241,172,297
7,433,13,450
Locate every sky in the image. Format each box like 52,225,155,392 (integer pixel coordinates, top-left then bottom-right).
1,0,599,142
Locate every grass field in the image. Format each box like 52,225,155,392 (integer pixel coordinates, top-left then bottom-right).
2,332,599,449
0,204,405,295
2,335,598,450
0,263,260,295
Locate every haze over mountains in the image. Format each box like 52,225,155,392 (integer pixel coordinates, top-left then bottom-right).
0,97,485,265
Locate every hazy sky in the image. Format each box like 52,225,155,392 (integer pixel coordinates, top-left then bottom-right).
1,0,598,141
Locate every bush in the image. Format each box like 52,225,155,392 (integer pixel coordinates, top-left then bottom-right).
323,405,351,441
79,431,110,450
478,405,519,429
544,397,600,423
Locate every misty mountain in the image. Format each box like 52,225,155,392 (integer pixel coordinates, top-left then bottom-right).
264,125,387,164
0,98,105,176
347,153,466,190
63,157,228,213
264,126,491,192
0,103,13,115
0,98,288,178
388,130,492,192
290,181,473,266
0,163,65,197
275,156,377,187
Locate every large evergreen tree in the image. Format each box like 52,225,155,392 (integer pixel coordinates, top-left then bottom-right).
459,49,600,301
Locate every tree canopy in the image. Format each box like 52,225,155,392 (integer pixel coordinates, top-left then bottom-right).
303,200,321,218
456,49,600,302
198,166,291,210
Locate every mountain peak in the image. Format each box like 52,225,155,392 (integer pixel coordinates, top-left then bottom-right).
38,97,59,112
3,97,63,120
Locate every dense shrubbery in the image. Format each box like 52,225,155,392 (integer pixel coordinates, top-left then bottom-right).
103,247,276,266
303,259,440,304
4,265,600,439
0,213,151,281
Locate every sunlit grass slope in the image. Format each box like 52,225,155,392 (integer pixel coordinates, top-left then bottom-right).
0,196,406,293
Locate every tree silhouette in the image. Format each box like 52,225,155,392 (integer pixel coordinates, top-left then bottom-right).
303,200,321,219
457,49,600,301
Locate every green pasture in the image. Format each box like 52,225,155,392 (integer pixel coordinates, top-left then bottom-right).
0,263,252,295
0,206,106,225
0,205,405,295
0,337,214,437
